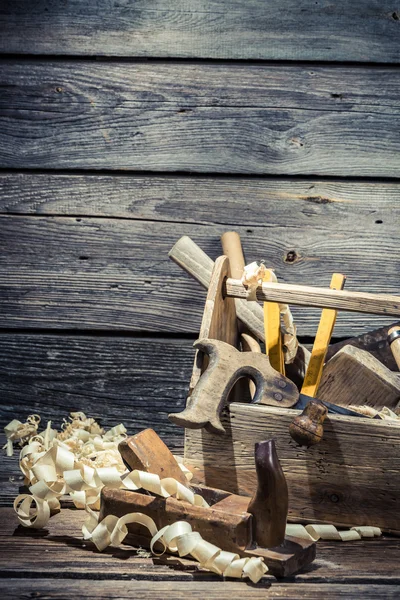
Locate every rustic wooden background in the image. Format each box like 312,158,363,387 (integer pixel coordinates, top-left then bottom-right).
1,2,400,451
1,3,400,598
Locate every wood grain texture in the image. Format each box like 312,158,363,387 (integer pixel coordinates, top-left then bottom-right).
0,62,399,175
1,173,399,223
0,334,190,448
0,214,399,336
1,508,400,585
319,345,400,409
184,404,400,532
0,1,399,62
2,581,399,600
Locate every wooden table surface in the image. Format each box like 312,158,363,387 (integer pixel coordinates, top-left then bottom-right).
1,453,399,599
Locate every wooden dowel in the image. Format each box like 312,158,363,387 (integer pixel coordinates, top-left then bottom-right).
225,278,400,317
221,231,246,280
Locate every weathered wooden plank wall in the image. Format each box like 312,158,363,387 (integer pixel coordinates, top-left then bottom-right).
0,62,399,175
0,2,399,439
1,1,399,62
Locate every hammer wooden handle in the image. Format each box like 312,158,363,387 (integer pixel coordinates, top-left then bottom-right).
388,326,400,370
225,278,400,317
221,231,246,280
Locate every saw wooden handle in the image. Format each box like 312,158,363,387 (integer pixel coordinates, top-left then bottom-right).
169,338,299,435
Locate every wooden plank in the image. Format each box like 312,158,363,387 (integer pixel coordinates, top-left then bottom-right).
0,62,399,176
0,215,399,337
0,1,399,63
0,508,399,585
0,334,190,450
184,404,400,532
1,173,399,225
1,582,399,600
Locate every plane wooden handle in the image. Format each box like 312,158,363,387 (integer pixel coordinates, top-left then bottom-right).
388,326,400,370
289,400,328,446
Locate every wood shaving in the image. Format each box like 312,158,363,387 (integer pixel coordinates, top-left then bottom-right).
347,405,400,420
286,523,381,542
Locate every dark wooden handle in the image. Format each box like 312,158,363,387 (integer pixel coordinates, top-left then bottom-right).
289,399,328,446
247,439,288,548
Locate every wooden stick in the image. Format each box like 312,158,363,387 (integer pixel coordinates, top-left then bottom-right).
220,231,246,280
225,278,400,317
263,271,285,374
301,273,346,397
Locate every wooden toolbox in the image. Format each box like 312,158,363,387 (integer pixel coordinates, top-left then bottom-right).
171,244,400,534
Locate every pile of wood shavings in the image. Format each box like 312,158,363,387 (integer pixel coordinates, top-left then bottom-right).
4,412,127,514
3,412,268,584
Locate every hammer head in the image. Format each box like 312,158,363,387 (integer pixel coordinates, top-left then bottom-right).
169,338,299,435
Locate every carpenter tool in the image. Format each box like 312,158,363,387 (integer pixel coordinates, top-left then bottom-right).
327,321,400,371
301,273,346,397
168,237,311,383
388,326,400,370
290,272,345,446
318,345,400,410
220,231,247,282
289,394,366,446
263,270,285,374
293,394,367,417
101,430,316,577
168,338,299,434
118,428,188,487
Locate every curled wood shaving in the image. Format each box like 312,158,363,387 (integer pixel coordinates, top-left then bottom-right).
286,523,382,542
241,261,266,301
347,405,400,420
3,414,41,456
83,509,268,583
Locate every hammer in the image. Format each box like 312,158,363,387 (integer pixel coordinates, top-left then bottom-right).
168,338,299,434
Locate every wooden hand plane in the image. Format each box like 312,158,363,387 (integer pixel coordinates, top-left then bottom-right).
100,429,316,578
